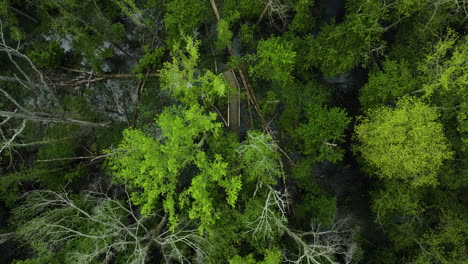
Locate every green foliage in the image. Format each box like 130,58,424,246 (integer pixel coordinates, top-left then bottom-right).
62,95,99,120
370,179,425,224
160,37,227,105
3,1,466,263
410,210,468,264
260,91,278,116
180,151,241,232
220,0,263,22
133,45,165,78
239,24,255,46
292,160,336,227
111,0,147,26
111,22,125,39
419,31,467,99
305,0,384,76
64,164,88,182
34,124,82,188
355,97,453,186
278,79,332,134
0,1,24,41
27,40,63,69
360,60,421,109
163,0,208,45
250,37,296,85
236,131,281,185
418,32,468,150
394,0,425,16
23,0,125,70
241,190,286,245
297,104,351,163
229,248,282,264
289,0,315,33
216,19,233,49
0,170,38,208
109,105,238,232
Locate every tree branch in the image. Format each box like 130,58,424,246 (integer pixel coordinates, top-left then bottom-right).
0,110,111,128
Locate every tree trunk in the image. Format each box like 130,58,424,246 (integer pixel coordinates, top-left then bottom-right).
223,70,240,136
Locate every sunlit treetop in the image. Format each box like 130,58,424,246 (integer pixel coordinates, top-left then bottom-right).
160,37,227,106
355,97,453,187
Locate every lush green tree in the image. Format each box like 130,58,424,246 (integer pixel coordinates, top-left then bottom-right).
249,36,296,85
163,0,209,46
355,97,453,187
3,0,467,263
237,130,282,185
108,105,240,233
296,104,351,163
370,179,425,225
160,37,227,106
360,60,422,109
216,19,233,49
288,0,315,34
304,0,385,77
410,208,468,263
418,32,468,150
276,79,332,135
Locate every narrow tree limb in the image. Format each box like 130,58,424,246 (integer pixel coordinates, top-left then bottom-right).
209,0,222,22
52,73,159,87
257,2,270,25
0,87,32,114
0,120,26,153
0,232,16,245
384,13,413,32
131,69,150,127
0,75,49,90
9,137,76,148
36,154,110,163
0,111,111,128
212,105,228,127
8,6,39,23
155,213,168,237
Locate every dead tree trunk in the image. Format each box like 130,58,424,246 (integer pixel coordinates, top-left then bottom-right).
222,70,240,136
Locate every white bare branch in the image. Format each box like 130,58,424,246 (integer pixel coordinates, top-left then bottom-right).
12,185,207,264
247,186,288,243
283,217,358,264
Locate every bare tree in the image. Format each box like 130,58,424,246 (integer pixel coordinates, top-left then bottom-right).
256,0,290,29
283,217,358,264
10,185,208,264
0,19,111,159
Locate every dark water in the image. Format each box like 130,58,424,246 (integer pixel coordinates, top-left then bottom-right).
321,0,347,23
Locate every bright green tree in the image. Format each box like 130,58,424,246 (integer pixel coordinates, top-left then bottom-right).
160,37,227,106
163,0,209,46
216,19,233,49
108,105,242,233
355,97,453,186
249,37,296,85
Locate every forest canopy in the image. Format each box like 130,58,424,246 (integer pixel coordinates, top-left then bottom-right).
0,0,467,263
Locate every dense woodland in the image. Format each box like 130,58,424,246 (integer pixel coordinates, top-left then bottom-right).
0,0,467,263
